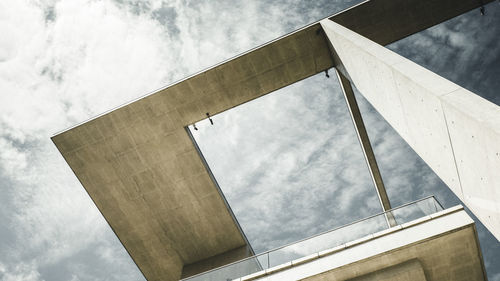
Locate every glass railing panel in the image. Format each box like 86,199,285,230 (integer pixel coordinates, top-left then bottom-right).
182,196,443,281
187,256,264,281
267,212,388,267
390,196,441,225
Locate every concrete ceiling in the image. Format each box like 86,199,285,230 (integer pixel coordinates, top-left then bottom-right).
52,0,493,280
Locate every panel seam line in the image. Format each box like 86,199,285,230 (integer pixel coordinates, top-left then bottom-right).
439,100,464,198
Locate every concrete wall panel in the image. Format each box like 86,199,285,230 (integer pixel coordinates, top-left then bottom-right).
441,88,500,235
328,28,410,142
391,68,461,193
321,19,500,240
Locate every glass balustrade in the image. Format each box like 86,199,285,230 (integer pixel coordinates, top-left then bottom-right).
182,196,443,281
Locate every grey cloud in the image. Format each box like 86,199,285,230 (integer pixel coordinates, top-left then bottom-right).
152,3,180,36
44,6,56,22
113,0,151,15
0,176,18,252
112,0,180,37
41,66,63,83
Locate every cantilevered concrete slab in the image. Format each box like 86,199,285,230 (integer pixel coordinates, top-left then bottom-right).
241,207,486,281
52,23,331,281
321,18,500,241
301,210,487,281
52,0,496,280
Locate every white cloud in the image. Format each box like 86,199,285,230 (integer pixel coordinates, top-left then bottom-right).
0,262,43,281
0,138,28,178
0,0,177,279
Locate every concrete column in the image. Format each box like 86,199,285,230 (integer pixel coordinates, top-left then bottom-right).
335,70,396,227
321,19,500,241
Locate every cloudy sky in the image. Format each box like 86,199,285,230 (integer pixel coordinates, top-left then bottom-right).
0,0,499,280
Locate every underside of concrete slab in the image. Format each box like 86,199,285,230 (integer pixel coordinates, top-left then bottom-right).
346,259,427,281
52,0,497,280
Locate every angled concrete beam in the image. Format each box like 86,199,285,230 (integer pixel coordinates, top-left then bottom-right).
321,19,500,241
330,0,496,46
336,70,391,212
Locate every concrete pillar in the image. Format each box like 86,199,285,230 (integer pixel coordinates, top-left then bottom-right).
321,19,500,241
335,70,397,227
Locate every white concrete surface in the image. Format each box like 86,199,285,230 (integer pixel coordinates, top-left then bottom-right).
321,19,500,241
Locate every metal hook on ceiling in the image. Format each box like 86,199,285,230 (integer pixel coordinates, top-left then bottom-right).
206,112,214,125
479,0,485,15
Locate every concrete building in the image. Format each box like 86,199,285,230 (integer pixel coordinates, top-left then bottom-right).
52,0,498,280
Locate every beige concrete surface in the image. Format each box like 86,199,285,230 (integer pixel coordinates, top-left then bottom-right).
52,1,496,280
53,24,331,281
181,245,256,279
301,226,485,281
346,259,426,281
321,19,500,241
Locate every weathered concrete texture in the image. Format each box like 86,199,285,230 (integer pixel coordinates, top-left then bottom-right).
321,19,500,241
346,259,426,281
52,25,331,281
181,245,255,279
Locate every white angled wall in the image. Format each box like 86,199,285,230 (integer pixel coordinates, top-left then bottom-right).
320,19,500,241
